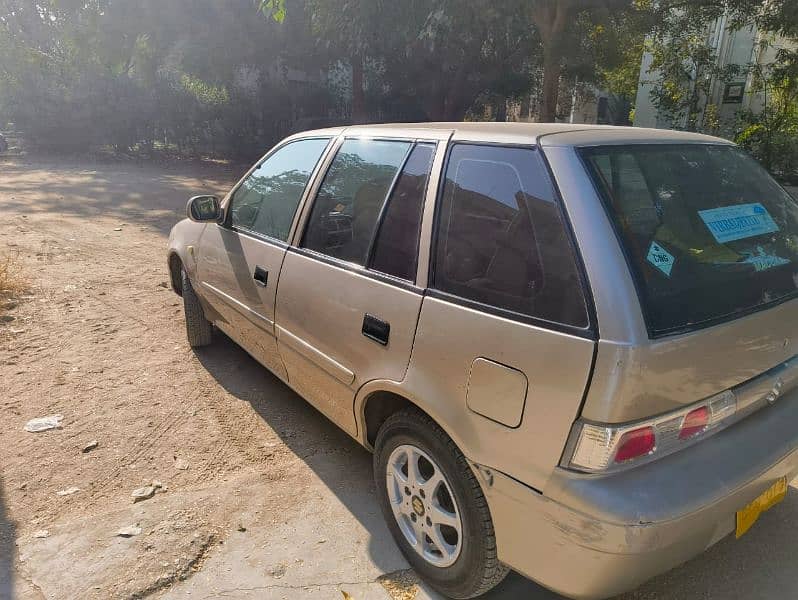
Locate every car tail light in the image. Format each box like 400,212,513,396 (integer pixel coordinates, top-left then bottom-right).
564,390,737,473
614,426,655,462
679,406,709,439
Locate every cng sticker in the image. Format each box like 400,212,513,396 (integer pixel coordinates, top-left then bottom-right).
647,241,675,277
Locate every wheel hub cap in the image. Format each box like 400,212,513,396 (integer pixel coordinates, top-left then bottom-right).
411,496,425,516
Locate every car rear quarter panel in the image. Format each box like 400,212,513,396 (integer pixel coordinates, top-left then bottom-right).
399,296,595,493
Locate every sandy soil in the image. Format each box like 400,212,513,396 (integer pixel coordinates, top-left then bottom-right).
0,154,377,599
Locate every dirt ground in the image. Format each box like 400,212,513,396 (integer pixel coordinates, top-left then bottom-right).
3,152,798,600
0,153,409,599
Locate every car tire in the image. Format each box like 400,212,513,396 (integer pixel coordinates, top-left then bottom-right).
374,408,509,599
181,268,213,347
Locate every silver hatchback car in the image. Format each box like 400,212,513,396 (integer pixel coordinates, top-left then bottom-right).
168,123,798,599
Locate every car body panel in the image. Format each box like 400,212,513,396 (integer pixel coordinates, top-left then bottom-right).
195,225,289,381
583,301,798,423
404,295,595,492
484,385,798,599
275,249,425,437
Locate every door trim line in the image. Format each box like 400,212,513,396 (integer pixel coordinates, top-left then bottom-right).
201,282,274,328
287,247,424,294
276,324,355,386
425,289,597,340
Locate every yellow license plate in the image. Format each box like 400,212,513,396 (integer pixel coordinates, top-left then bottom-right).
736,477,788,538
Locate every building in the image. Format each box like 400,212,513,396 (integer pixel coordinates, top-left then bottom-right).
633,14,796,130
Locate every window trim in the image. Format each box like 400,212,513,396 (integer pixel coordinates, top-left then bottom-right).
294,135,440,287
362,142,415,270
220,136,333,244
288,246,424,295
577,143,798,339
367,142,438,281
427,141,597,339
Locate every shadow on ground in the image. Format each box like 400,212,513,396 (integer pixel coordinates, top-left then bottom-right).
0,477,16,600
193,332,404,576
194,333,798,600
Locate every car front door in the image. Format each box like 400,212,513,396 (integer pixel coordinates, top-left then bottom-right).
196,137,332,380
275,136,444,435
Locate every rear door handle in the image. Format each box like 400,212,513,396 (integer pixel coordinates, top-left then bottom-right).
253,266,269,287
362,313,390,346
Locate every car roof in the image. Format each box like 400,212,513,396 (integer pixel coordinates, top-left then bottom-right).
288,122,733,147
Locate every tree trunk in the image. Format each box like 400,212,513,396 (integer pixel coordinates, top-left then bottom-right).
441,64,470,121
495,97,507,122
532,0,573,122
351,54,366,123
540,46,561,122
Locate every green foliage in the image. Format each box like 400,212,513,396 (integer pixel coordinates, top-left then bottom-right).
645,5,740,131
258,0,287,22
735,46,798,179
0,0,326,159
179,74,230,107
4,0,792,166
643,0,798,134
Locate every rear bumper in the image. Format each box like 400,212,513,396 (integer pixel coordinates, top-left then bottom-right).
482,388,798,600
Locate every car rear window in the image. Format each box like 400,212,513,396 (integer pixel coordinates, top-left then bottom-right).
582,144,798,336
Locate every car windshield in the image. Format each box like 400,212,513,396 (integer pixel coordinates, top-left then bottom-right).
581,144,798,336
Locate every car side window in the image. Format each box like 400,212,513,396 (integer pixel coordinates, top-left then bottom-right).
369,143,436,281
432,144,589,328
229,138,330,241
302,139,412,265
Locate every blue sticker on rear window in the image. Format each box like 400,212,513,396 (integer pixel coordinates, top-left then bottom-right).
647,241,675,276
698,203,779,244
742,247,792,272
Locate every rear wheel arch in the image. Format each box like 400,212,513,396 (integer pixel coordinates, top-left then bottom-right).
361,388,459,454
363,390,417,449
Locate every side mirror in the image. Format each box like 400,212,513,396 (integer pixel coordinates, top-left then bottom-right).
187,195,221,222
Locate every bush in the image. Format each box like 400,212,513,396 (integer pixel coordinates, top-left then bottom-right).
736,113,798,183
0,252,27,305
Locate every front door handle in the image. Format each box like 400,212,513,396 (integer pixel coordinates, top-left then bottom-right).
253,266,269,287
362,313,390,346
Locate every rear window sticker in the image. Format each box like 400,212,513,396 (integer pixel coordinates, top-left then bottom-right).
742,247,791,272
699,203,779,244
647,241,675,277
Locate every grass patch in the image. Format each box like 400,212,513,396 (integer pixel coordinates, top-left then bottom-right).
0,252,28,308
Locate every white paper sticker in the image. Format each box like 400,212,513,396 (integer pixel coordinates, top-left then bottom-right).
647,241,675,277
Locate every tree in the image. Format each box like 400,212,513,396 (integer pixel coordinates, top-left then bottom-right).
271,0,542,122
642,0,798,132
645,4,742,130
593,8,653,123
0,0,328,157
525,0,635,122
383,0,540,121
737,43,798,177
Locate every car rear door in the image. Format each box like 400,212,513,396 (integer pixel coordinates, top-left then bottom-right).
404,142,597,490
196,137,332,380
274,133,446,436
